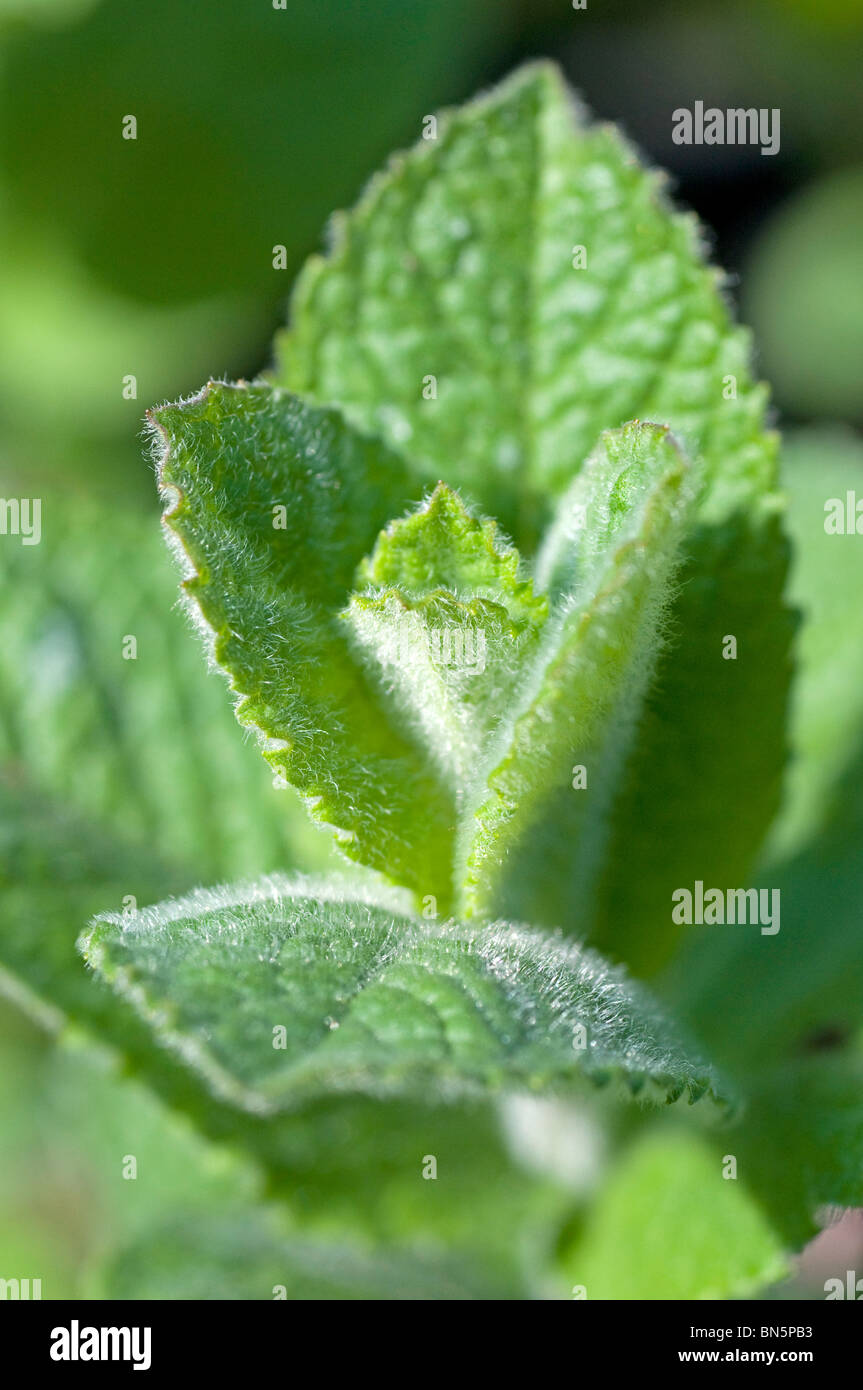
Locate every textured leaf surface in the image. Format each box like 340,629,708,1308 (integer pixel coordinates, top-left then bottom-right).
79,880,730,1113
559,1130,787,1300
277,61,775,544
346,483,547,795
152,386,715,934
460,421,696,925
0,488,340,1066
152,382,455,903
274,60,793,972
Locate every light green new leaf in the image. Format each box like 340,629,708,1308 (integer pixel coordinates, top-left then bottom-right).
460,422,696,926
346,482,548,796
558,1129,787,1300
151,381,455,904
275,60,794,973
356,478,545,621
151,385,706,935
79,879,731,1114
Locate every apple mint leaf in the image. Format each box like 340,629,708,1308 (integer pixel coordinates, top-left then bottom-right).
79,880,731,1114
0,490,339,1053
459,422,696,925
151,392,699,929
151,382,455,905
558,1130,787,1300
277,61,775,543
274,59,794,974
346,482,548,794
356,479,545,622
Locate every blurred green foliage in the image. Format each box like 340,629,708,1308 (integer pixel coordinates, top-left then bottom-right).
745,171,863,421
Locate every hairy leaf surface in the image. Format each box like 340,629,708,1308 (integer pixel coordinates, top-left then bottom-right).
151,382,455,903
273,61,793,970
80,880,730,1113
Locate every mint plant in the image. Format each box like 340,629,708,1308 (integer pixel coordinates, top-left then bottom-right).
4,62,863,1300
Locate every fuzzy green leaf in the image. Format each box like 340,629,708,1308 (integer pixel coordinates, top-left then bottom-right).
459,422,696,924
346,482,548,796
152,386,708,932
79,880,730,1114
151,381,456,904
274,60,793,972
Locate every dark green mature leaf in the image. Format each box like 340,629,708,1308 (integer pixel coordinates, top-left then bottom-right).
662,434,863,1072
763,430,863,865
734,1052,863,1249
663,736,863,1077
79,880,731,1113
589,507,793,975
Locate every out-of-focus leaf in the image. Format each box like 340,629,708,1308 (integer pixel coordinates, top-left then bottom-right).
745,170,863,421
0,0,509,302
99,1212,515,1301
0,491,332,885
662,434,863,1071
0,225,270,490
734,1051,863,1249
764,430,863,864
558,1129,787,1300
